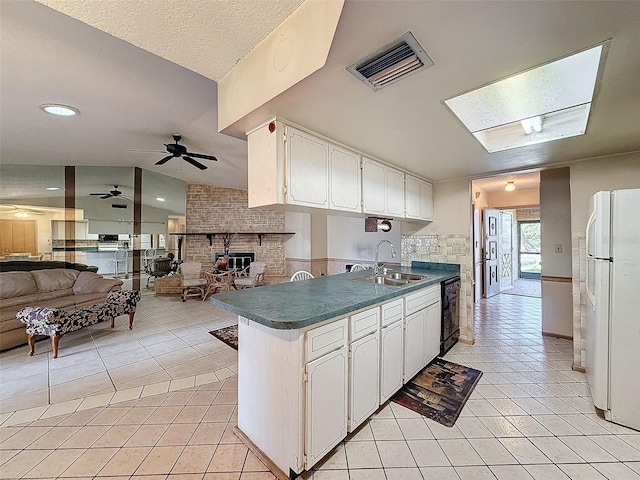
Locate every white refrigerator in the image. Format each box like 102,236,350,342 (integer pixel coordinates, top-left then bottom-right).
586,188,640,431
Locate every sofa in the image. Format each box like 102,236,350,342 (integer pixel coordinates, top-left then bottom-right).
0,268,123,351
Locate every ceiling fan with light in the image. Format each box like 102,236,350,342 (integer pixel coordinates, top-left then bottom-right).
128,134,218,170
89,185,133,200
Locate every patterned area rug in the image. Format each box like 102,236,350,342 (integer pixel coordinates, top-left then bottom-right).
209,325,238,350
392,358,482,427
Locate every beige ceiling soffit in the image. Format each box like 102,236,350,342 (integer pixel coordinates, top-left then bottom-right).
217,0,345,134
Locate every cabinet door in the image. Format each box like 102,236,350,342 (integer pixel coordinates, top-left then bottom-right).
385,166,405,217
305,346,348,468
329,145,361,213
404,309,426,382
0,220,13,255
380,320,404,404
405,174,422,219
425,300,441,364
348,333,379,432
286,126,329,208
361,158,386,215
420,180,434,221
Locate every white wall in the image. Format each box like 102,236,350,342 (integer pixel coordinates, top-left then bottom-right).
570,152,640,234
285,211,311,259
326,215,401,263
488,188,539,209
540,167,573,338
540,168,572,277
412,178,471,236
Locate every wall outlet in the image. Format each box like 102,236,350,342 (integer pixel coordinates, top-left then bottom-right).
555,243,563,253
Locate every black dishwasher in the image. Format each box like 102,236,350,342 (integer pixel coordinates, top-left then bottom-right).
440,276,461,355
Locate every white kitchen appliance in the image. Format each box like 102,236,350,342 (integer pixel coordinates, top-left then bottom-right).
585,188,640,431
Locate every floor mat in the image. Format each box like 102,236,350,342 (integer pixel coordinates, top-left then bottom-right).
392,358,482,427
209,325,238,350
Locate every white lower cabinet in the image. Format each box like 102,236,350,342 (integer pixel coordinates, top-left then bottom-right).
404,284,441,382
404,309,427,382
348,306,380,432
348,333,379,431
425,300,442,364
380,320,404,403
305,346,348,468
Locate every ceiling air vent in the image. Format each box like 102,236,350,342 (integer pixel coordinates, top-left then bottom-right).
347,32,434,91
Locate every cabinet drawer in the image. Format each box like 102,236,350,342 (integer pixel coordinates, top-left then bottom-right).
381,298,404,327
405,284,440,316
306,318,348,362
350,307,379,342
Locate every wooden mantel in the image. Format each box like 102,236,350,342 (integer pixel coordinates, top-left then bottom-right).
169,232,295,246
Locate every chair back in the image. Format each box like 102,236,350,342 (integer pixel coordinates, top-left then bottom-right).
350,264,366,272
290,270,314,282
249,262,267,278
114,249,128,261
180,261,202,280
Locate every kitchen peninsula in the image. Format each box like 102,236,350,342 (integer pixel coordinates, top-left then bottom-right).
210,261,459,479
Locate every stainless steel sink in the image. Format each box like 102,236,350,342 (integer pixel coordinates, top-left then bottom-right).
352,271,432,287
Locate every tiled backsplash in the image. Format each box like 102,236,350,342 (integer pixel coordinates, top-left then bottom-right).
402,234,473,344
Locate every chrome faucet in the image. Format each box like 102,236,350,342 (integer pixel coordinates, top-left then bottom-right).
374,239,396,276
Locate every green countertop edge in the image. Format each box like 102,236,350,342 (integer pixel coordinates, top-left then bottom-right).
210,263,460,330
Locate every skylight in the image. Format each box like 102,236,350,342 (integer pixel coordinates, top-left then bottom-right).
444,42,608,153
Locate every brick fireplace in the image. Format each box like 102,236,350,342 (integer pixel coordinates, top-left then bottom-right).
184,184,288,283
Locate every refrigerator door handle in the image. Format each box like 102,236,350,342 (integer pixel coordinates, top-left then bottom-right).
586,209,596,257
586,257,596,310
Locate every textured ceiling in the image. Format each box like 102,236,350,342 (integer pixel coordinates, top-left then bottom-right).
36,0,305,80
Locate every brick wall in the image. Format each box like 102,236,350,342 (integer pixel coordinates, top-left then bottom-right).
184,184,287,282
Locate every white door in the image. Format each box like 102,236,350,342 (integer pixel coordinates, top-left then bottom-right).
499,211,513,290
380,320,404,404
305,346,348,469
361,158,386,215
425,301,441,363
329,145,361,213
348,333,379,432
484,208,500,298
585,257,610,411
286,127,329,209
404,309,426,382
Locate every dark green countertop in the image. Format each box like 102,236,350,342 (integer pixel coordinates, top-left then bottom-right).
209,262,459,330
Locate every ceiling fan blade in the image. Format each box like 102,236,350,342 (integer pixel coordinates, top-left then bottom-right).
89,193,106,196
183,156,208,170
126,149,166,153
186,152,217,161
155,155,173,165
100,194,114,200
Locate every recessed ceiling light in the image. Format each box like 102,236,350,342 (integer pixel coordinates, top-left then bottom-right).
156,197,165,202
46,187,60,191
445,41,608,153
40,104,79,116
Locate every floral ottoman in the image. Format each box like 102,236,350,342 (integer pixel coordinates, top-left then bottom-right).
17,290,141,358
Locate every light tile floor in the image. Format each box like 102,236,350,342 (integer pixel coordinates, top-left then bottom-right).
1,293,639,479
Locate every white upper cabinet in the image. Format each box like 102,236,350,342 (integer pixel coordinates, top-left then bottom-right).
329,144,361,213
362,157,405,218
247,119,431,222
286,126,329,209
405,174,433,221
